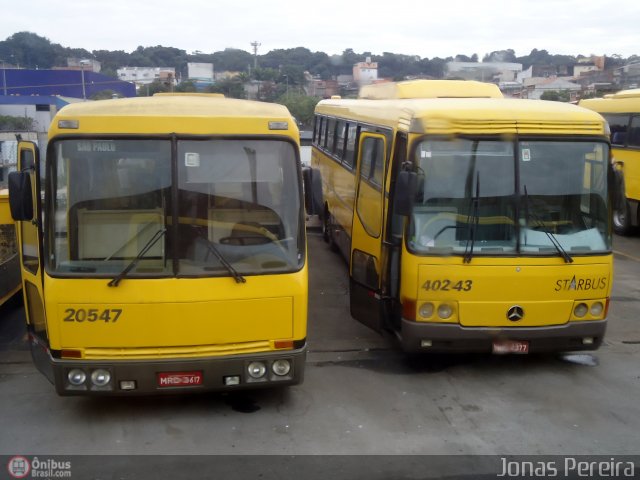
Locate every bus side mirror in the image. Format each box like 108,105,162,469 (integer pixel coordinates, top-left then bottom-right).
8,171,34,221
394,171,417,217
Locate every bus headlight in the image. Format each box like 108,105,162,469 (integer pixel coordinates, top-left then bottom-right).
272,359,291,376
419,303,434,319
247,361,267,379
574,303,589,318
68,369,87,386
90,369,112,387
438,304,453,320
590,302,604,317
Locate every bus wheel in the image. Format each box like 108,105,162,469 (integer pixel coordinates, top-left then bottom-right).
323,208,338,252
613,201,632,235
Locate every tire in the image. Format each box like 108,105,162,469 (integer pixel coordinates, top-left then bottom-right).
613,200,633,236
322,207,338,252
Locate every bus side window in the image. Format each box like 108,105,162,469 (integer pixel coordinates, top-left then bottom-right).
343,123,358,169
628,116,640,147
603,113,630,146
334,121,346,159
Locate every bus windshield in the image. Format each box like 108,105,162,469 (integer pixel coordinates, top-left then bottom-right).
407,138,611,256
49,138,303,277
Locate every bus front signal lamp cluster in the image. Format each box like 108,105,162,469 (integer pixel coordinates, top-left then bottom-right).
244,359,293,383
66,368,113,391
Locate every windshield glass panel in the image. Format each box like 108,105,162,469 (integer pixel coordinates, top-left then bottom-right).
176,139,302,276
408,138,516,254
519,141,610,254
48,138,303,278
49,139,172,275
406,138,611,257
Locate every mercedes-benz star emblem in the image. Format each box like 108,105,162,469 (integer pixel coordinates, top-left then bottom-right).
507,306,524,322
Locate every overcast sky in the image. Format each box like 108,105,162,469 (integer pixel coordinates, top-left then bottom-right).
2,0,639,59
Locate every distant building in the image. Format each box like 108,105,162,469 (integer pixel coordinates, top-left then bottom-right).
64,58,101,73
0,68,135,98
305,73,339,98
523,77,581,101
117,67,176,87
187,63,214,88
353,58,378,86
447,62,522,82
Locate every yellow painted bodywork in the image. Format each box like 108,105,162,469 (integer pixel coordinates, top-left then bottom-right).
401,251,612,328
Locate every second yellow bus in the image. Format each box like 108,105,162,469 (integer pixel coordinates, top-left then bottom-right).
308,80,615,354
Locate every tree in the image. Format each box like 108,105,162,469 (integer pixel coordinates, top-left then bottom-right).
0,115,34,130
209,77,245,99
540,90,570,102
483,49,517,63
175,80,197,92
90,89,118,100
275,92,320,129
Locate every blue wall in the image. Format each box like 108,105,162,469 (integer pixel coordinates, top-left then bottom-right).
0,69,136,98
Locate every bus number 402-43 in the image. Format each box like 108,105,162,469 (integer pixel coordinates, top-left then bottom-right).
422,280,473,292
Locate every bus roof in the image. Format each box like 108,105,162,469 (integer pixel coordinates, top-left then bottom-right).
358,79,503,100
50,94,298,138
579,88,640,113
316,96,606,136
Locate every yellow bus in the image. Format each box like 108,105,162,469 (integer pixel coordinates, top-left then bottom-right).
8,93,307,395
580,89,640,234
0,189,21,306
307,80,615,354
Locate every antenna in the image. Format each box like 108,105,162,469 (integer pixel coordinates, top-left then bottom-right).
250,41,261,70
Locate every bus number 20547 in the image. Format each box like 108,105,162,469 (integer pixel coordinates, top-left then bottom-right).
63,308,122,323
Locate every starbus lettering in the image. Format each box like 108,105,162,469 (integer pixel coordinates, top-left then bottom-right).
554,276,607,292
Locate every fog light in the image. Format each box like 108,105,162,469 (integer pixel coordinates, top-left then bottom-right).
224,375,241,386
247,362,267,379
590,302,604,317
272,359,291,376
119,380,136,391
438,303,453,320
574,303,588,318
583,337,594,345
91,369,111,387
419,302,434,318
68,369,87,386
421,339,433,348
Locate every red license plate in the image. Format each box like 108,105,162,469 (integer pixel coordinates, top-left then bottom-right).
157,371,203,387
492,339,529,354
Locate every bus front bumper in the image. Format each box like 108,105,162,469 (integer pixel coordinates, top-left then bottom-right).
46,347,306,396
399,319,607,354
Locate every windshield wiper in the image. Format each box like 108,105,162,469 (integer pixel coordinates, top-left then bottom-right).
108,228,166,287
463,173,480,263
191,225,246,284
523,186,573,263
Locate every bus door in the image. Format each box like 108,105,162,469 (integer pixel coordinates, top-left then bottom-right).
10,142,51,381
349,133,387,331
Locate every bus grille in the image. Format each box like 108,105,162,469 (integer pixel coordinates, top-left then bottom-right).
82,341,272,360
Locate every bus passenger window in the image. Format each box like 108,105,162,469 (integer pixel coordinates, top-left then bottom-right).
628,116,640,147
334,121,346,159
343,123,358,169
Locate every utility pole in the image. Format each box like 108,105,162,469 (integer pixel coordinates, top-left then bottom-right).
250,41,261,71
